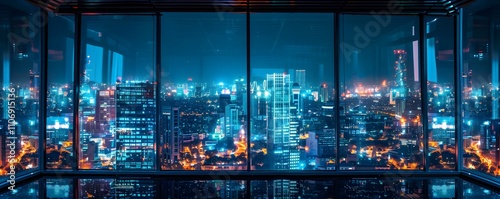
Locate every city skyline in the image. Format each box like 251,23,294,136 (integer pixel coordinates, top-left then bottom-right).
0,5,499,184
1,44,498,175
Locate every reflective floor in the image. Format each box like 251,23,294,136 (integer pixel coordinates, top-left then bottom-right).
1,177,499,198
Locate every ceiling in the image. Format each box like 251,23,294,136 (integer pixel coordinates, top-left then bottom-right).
25,0,477,15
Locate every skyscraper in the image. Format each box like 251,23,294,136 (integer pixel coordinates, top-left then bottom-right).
29,68,40,100
225,104,240,138
161,106,180,165
319,83,329,103
394,49,408,97
96,89,115,134
290,83,301,169
115,81,155,169
267,73,291,170
295,69,306,88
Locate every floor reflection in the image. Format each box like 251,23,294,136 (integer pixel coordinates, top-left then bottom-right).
1,177,499,198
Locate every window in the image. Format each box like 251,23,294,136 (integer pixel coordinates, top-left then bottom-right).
339,15,422,170
250,13,335,170
79,15,156,170
160,13,247,170
0,1,41,179
46,15,75,170
46,179,73,198
462,0,500,178
425,16,456,170
7,3,498,177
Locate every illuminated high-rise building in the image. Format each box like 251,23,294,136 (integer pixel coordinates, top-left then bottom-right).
161,106,180,165
290,83,301,169
267,73,291,170
251,88,269,117
115,81,155,169
45,116,72,152
494,119,500,165
29,68,40,100
462,67,473,100
319,83,329,103
96,89,115,134
225,104,240,138
394,49,408,97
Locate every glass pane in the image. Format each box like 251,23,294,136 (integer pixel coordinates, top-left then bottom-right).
340,15,422,170
337,179,424,198
79,15,156,170
46,178,73,199
0,180,39,198
463,180,500,198
4,177,500,198
162,180,246,198
251,180,334,198
0,1,40,180
160,12,247,170
78,179,113,197
79,179,156,198
462,0,500,178
250,13,335,170
425,16,456,170
46,16,75,170
429,179,455,198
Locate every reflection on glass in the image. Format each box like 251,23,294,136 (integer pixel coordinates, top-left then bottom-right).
425,17,456,170
2,177,499,198
79,179,156,198
463,180,500,198
0,1,40,179
251,180,334,198
78,15,156,170
250,13,335,171
430,179,455,198
340,15,422,170
160,13,247,170
462,0,500,178
0,180,39,198
46,16,75,170
162,180,246,198
46,179,73,199
336,179,424,198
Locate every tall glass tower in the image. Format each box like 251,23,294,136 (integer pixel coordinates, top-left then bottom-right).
115,81,156,169
394,49,408,97
266,73,291,170
290,83,301,170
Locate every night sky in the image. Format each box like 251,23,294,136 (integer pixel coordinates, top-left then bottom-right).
0,10,483,87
